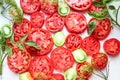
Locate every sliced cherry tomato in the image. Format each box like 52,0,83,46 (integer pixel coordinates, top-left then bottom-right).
45,13,64,33
65,33,82,51
40,0,58,15
20,0,41,14
104,38,120,56
28,56,53,79
92,53,108,70
7,47,31,73
65,12,87,33
65,0,92,11
76,62,93,79
88,18,111,40
81,36,100,55
50,47,74,71
28,28,53,55
30,12,44,28
52,73,64,80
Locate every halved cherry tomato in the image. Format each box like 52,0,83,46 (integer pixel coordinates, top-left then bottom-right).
50,47,74,71
91,53,108,70
7,47,31,73
45,13,64,33
81,36,100,55
65,12,87,33
65,33,82,51
65,0,92,11
52,73,64,80
20,0,41,14
28,56,53,79
104,38,120,56
30,12,44,28
28,28,53,55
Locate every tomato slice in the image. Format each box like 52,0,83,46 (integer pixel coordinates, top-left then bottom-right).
91,53,108,70
28,56,53,79
81,36,100,55
7,47,31,73
65,12,87,33
104,38,120,56
65,33,82,51
52,73,64,80
50,47,74,71
30,12,44,28
88,18,111,39
20,0,41,14
45,13,64,33
28,28,53,55
65,0,92,11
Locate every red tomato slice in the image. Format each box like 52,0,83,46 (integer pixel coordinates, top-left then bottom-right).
65,12,87,33
104,38,120,56
30,12,44,28
50,47,74,71
81,36,100,55
52,73,64,80
28,56,53,79
20,0,41,14
7,47,31,73
88,18,111,40
65,33,82,51
45,13,64,33
65,0,92,11
92,53,108,70
28,28,53,55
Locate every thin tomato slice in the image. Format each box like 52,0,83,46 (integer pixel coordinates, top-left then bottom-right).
52,73,64,80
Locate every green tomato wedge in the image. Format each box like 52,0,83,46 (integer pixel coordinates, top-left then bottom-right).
53,31,65,46
64,67,77,80
72,49,87,63
19,72,33,80
1,24,12,38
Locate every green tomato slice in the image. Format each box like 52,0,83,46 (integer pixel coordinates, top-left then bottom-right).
64,68,77,80
53,31,65,46
19,72,33,80
72,49,87,63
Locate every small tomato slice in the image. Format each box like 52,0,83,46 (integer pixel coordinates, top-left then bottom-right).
52,73,64,80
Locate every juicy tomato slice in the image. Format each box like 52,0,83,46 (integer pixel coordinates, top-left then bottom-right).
65,33,82,51
76,62,93,79
20,0,41,14
92,53,108,70
52,73,64,80
65,12,87,33
81,36,100,55
28,28,53,55
50,47,74,71
65,0,92,11
104,38,120,56
28,56,53,79
45,13,64,33
30,12,44,28
7,47,31,73
88,18,111,40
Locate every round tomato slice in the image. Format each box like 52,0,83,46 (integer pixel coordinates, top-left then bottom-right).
28,28,53,55
65,12,87,33
65,0,92,11
104,38,120,56
7,47,31,73
88,18,111,40
45,13,64,33
91,53,108,70
81,36,100,55
28,56,53,79
20,0,41,14
30,12,44,28
50,47,74,71
52,73,64,80
65,33,82,51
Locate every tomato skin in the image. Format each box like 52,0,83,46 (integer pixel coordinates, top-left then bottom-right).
7,47,31,73
104,38,120,56
50,47,74,71
92,53,108,70
52,73,64,80
65,33,82,51
65,12,87,33
81,36,100,55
